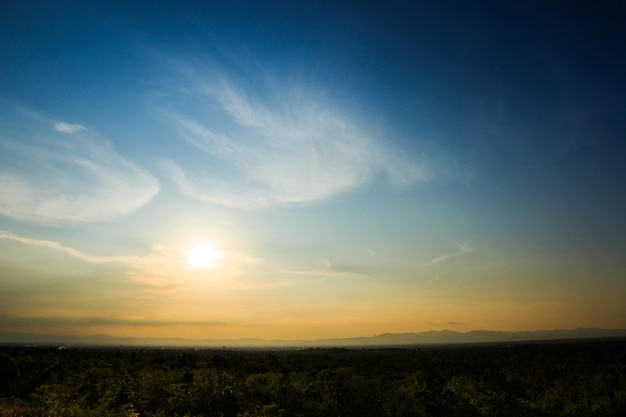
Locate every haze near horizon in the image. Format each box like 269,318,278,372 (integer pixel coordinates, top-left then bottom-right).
1,1,625,343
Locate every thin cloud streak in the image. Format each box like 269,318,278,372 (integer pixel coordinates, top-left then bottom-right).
0,230,145,265
282,258,365,279
162,63,431,208
422,241,475,282
0,230,264,289
0,104,160,224
429,241,475,264
283,270,364,279
0,230,177,290
54,122,86,134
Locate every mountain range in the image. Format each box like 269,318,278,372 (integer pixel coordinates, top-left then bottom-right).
1,328,625,348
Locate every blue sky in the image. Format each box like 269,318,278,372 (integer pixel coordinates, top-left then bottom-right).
0,1,624,341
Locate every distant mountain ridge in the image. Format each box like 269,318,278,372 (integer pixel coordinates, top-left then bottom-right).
322,328,626,346
1,328,625,348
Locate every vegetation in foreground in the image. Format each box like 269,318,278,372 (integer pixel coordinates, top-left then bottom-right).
0,339,625,417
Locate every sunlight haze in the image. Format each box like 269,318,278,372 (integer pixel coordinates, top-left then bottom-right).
0,0,624,344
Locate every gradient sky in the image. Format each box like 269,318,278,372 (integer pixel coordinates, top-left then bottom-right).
1,1,625,341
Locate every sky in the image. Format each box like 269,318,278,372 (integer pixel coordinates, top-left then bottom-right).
0,0,625,342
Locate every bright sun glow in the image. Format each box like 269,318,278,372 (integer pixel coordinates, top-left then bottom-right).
183,241,221,269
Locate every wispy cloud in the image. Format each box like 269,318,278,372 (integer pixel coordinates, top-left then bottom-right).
422,241,475,281
0,230,146,265
429,241,475,264
161,62,431,208
0,230,262,289
282,257,364,279
0,229,178,289
54,122,86,134
0,103,159,224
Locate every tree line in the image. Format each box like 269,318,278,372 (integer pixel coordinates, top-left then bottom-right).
0,339,625,417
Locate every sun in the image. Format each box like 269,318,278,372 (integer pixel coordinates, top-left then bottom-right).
183,241,221,269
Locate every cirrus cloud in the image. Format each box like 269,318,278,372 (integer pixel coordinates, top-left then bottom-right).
0,103,160,224
54,122,86,134
161,62,431,208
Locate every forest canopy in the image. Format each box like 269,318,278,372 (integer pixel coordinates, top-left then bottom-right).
0,339,625,417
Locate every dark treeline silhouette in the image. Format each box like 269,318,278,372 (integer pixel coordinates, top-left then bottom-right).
0,339,625,416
